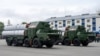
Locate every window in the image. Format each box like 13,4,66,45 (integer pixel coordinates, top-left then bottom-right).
59,22,62,24
82,19,85,20
92,23,96,27
67,21,70,24
82,19,85,25
55,21,57,23
92,22,96,25
87,25,91,27
92,18,96,28
76,20,80,23
82,23,85,26
51,22,53,25
63,20,66,27
72,19,75,26
55,24,57,27
87,25,91,31
92,18,96,20
63,20,66,23
92,27,96,31
72,19,74,22
92,18,96,22
87,19,90,22
63,24,66,27
72,23,75,26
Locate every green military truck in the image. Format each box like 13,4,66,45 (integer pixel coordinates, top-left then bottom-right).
62,25,96,46
2,22,61,48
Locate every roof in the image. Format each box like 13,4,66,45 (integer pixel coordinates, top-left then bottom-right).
46,14,100,22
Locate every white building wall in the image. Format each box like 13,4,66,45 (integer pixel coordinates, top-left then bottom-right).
66,19,72,27
49,18,93,31
47,14,100,33
96,18,100,32
49,21,55,29
75,19,82,26
85,18,92,31
57,20,63,28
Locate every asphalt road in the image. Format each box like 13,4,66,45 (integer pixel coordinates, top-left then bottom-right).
0,40,100,56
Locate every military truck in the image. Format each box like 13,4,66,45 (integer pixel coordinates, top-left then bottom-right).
2,22,61,48
61,25,96,46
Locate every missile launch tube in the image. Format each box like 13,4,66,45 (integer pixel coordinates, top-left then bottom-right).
2,30,25,36
4,24,27,31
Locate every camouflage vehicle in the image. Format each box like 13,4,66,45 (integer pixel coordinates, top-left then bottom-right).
2,22,61,48
62,25,96,46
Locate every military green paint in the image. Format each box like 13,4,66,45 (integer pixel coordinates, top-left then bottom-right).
63,25,96,43
4,21,61,47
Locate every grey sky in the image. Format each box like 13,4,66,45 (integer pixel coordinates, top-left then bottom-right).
0,0,100,25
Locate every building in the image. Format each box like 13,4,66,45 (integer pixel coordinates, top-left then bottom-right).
46,13,100,33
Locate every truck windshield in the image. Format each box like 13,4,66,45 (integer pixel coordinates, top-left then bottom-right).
28,22,39,28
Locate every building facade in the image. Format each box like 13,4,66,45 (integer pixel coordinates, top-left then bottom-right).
46,14,100,33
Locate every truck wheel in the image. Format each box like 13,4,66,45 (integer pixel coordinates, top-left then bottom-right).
46,44,53,48
73,39,80,46
6,37,12,46
46,40,54,48
12,38,18,46
62,39,71,46
32,38,42,48
23,38,30,47
54,40,60,45
82,40,88,46
61,42,65,45
55,43,59,45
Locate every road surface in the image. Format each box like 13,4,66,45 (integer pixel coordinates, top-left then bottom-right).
0,39,100,56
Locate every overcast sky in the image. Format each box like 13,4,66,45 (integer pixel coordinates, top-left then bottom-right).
0,0,100,25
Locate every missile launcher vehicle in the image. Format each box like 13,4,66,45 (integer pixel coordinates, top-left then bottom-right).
61,25,96,46
2,22,61,48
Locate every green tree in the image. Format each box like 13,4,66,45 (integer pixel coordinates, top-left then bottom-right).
22,22,27,24
0,22,4,35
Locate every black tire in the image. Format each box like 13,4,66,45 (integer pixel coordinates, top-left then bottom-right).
62,39,71,46
54,40,60,45
82,40,89,46
23,38,30,47
6,37,12,46
55,43,59,45
73,39,80,46
46,40,54,48
61,42,65,45
46,44,53,48
12,38,18,46
32,38,42,48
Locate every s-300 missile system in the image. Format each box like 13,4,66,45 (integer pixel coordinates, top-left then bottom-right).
2,22,61,48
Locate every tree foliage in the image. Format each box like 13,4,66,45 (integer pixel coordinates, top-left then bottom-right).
22,22,27,24
0,22,4,35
